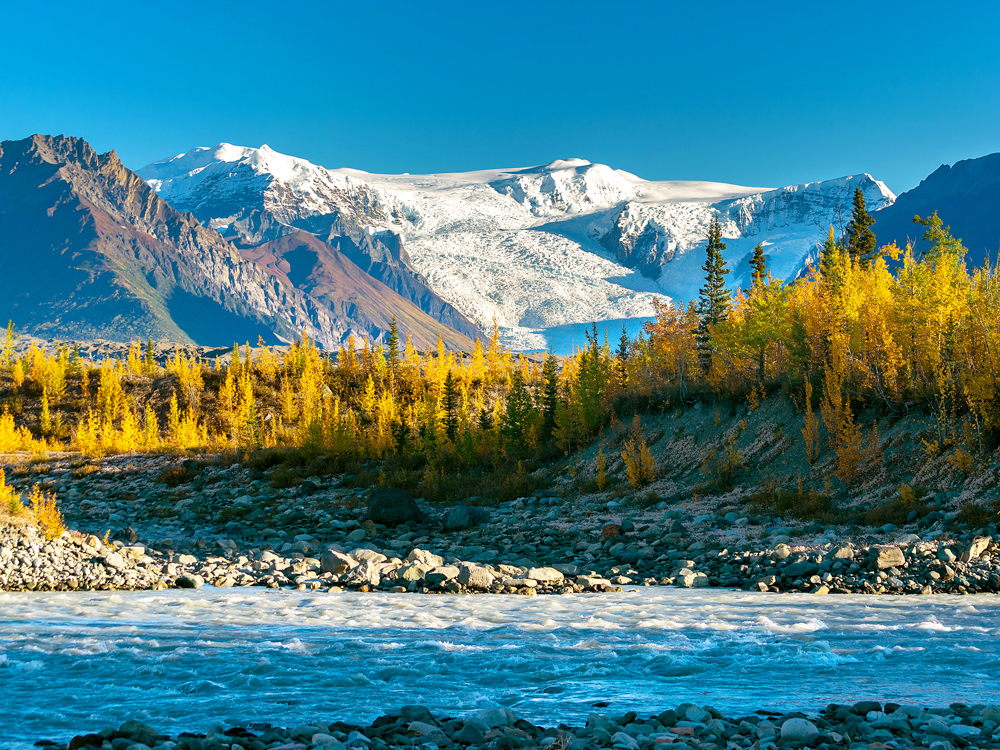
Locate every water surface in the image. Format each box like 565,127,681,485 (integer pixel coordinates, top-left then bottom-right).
1,588,999,748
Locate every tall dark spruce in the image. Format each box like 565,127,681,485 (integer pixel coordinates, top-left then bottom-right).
696,217,731,371
845,186,877,267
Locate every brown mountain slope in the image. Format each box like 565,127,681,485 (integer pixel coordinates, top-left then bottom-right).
243,233,473,350
0,134,472,350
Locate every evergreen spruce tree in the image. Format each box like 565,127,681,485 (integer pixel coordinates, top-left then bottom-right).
845,186,877,267
502,370,534,453
749,243,768,287
541,353,559,440
145,338,155,374
386,316,400,378
443,369,459,442
695,217,731,371
616,325,630,388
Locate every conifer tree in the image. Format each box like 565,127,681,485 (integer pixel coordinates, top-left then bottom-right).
443,369,459,442
616,325,630,387
541,353,558,440
502,370,534,453
819,225,840,285
749,243,768,287
386,316,400,378
845,186,877,267
696,217,731,370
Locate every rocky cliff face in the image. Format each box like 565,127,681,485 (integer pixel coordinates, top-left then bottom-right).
0,135,468,348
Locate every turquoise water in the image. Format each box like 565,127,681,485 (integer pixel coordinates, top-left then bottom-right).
1,588,999,748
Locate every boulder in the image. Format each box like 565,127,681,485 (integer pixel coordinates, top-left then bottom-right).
367,488,430,527
321,549,355,575
457,564,495,589
783,561,819,578
961,536,991,562
407,548,444,567
872,546,906,570
425,565,460,584
780,718,819,743
175,574,204,589
103,552,126,569
442,505,491,531
526,567,564,582
342,561,382,587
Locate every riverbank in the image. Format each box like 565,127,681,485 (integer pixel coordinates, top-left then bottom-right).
37,701,1000,750
1,448,999,596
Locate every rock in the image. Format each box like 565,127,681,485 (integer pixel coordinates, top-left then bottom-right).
352,549,387,563
407,548,444,567
367,488,430,527
457,564,495,589
962,536,990,562
949,724,981,738
398,563,432,582
342,561,382,587
175,575,203,589
773,544,792,560
780,718,819,742
676,572,710,588
611,731,639,750
69,734,106,749
853,701,882,714
938,548,957,563
600,524,622,539
458,724,487,745
895,533,921,544
345,529,367,543
980,705,1000,723
103,552,126,569
425,565,460,584
527,567,564,582
299,480,319,495
783,561,819,578
400,705,436,724
475,707,514,728
872,546,906,570
321,549,355,575
833,545,854,559
442,505,491,531
685,706,711,723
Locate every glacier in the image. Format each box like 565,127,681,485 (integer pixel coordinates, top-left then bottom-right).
140,147,895,353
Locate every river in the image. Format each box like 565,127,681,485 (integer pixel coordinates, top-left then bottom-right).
1,588,999,747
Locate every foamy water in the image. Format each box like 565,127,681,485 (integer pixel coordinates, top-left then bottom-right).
1,588,999,748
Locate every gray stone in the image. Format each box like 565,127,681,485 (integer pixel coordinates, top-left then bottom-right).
457,564,495,589
407,548,444,567
367,488,430,527
783,561,819,578
321,549,355,575
780,718,819,742
425,565,460,584
962,536,990,562
685,706,710,723
773,544,792,560
458,724,486,744
442,505,491,531
833,545,855,559
527,566,564,582
103,552,126,569
342,561,381,587
175,574,203,589
872,546,906,570
980,706,1000,724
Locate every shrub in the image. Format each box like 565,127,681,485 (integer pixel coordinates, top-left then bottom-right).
29,485,65,540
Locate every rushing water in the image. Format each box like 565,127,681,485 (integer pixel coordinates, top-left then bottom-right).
1,588,999,747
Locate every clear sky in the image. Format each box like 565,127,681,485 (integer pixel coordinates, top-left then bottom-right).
2,0,999,194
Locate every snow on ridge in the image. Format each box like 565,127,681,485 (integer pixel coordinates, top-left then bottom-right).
136,144,895,353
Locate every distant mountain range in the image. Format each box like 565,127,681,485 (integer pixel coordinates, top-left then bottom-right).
1,133,998,351
868,153,1000,267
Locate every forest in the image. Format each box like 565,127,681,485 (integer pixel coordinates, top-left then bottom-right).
1,191,997,507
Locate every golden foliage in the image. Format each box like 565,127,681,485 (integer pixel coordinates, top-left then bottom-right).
29,484,65,540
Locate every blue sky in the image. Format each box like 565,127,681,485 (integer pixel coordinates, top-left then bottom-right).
2,1,999,194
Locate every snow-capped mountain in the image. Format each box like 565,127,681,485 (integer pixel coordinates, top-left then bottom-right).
138,146,482,341
140,146,896,352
